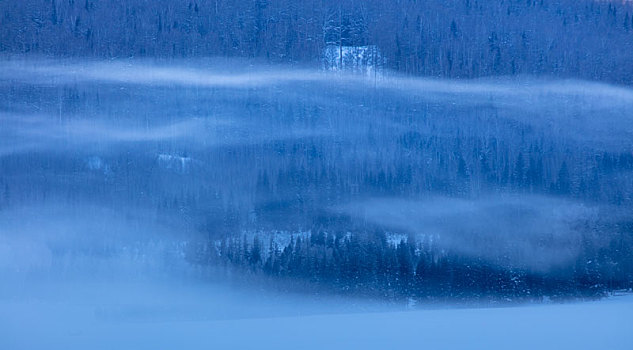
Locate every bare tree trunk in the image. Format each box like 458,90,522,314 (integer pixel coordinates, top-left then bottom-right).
339,6,343,70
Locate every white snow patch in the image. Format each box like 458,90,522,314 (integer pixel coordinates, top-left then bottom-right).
157,154,194,173
322,45,384,76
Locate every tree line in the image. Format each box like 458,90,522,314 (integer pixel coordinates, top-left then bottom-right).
2,0,633,84
189,221,633,301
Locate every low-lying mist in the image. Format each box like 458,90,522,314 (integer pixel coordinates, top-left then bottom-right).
337,195,603,272
1,58,632,338
0,202,193,277
0,200,389,331
2,59,632,153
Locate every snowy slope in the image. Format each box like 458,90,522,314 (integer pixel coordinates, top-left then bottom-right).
1,279,631,350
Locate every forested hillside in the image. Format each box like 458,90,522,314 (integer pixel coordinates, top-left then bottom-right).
2,61,632,301
2,0,633,83
3,1,633,348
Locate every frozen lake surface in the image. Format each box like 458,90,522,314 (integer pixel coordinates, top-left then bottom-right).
1,276,631,350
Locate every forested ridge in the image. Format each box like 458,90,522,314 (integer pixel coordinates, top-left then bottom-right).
2,1,633,302
194,225,633,301
3,70,632,301
2,0,633,83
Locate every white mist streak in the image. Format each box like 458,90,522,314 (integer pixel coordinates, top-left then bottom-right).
337,195,599,272
3,59,633,104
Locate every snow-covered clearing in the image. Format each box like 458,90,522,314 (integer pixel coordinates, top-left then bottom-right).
1,276,631,350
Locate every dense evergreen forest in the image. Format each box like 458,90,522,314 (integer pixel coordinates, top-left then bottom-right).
2,0,633,84
2,1,633,303
2,64,632,301
194,224,633,301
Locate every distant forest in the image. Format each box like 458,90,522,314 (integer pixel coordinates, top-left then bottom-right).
188,225,633,301
2,1,633,303
2,0,633,83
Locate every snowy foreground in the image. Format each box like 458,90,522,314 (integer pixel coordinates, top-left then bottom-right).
1,276,631,350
